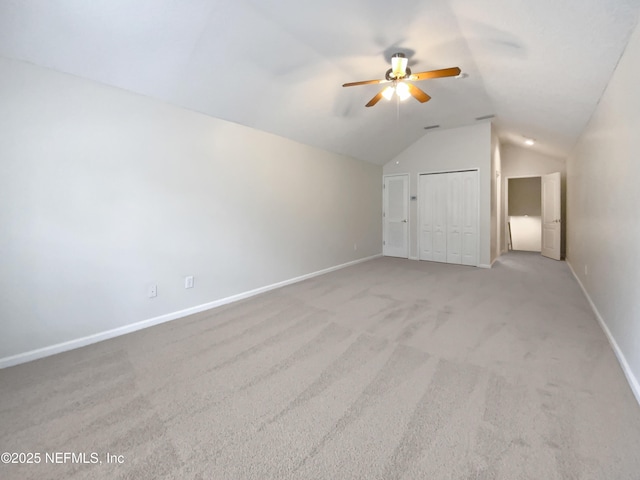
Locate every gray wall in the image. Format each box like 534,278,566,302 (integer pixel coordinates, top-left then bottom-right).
383,122,492,267
0,57,382,362
566,20,640,402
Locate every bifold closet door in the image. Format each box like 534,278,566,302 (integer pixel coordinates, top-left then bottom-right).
447,172,463,264
418,174,434,261
460,170,478,266
419,170,478,266
419,173,447,262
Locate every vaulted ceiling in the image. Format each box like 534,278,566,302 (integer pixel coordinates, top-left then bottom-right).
1,0,639,164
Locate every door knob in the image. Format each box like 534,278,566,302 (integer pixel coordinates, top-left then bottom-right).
402,219,407,223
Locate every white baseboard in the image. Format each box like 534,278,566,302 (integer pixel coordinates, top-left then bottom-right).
0,254,382,369
409,256,419,261
478,263,492,269
566,260,640,406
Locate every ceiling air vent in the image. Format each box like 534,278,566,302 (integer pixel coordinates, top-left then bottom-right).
475,114,495,121
423,125,440,130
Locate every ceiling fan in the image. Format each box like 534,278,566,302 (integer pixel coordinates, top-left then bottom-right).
343,53,461,107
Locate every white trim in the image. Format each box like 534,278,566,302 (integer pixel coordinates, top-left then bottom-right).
566,260,640,406
475,168,481,267
0,254,382,369
478,264,492,269
408,256,419,261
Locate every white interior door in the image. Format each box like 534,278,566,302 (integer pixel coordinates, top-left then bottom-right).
541,171,561,260
383,174,409,258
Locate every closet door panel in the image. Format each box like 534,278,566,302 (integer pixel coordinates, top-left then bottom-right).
419,174,435,261
461,170,479,266
447,172,463,264
432,174,447,263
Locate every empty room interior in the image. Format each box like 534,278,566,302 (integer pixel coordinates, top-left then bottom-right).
1,1,640,479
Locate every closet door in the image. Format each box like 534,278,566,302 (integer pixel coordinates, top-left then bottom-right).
432,174,448,263
419,170,478,267
447,172,463,264
419,174,435,261
461,170,479,266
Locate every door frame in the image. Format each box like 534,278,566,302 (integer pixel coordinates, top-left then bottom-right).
417,168,480,266
504,172,562,260
504,174,541,253
382,173,410,258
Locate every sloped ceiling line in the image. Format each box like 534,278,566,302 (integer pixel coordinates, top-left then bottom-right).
0,0,638,164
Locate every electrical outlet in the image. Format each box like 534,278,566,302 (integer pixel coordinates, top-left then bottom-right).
184,276,194,289
148,284,157,298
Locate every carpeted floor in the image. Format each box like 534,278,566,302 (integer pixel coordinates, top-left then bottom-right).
1,252,639,479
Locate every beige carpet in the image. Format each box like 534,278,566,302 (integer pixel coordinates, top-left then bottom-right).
1,252,639,479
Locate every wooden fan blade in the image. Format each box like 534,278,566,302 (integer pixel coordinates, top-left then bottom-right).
366,90,385,107
407,83,431,103
343,78,388,87
409,67,461,81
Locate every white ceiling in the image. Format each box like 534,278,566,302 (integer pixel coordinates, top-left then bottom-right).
1,0,639,164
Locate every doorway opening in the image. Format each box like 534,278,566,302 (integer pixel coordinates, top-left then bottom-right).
506,172,562,260
507,176,541,252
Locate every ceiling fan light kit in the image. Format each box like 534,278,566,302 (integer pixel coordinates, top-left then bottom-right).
343,52,461,108
391,53,408,78
395,82,411,100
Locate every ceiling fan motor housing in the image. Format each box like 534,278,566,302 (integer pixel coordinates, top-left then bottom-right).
385,66,411,81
